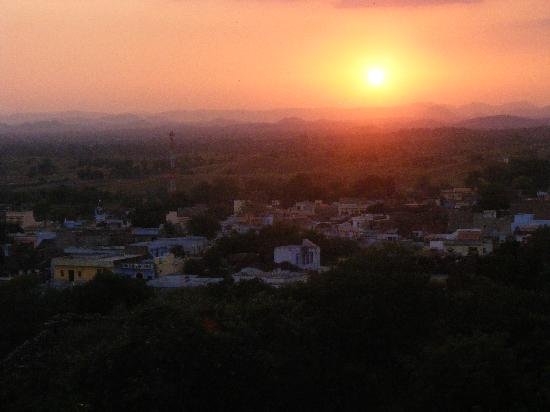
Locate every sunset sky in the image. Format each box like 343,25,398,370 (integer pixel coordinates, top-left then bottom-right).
2,0,550,113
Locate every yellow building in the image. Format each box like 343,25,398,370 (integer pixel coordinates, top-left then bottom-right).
51,254,143,283
154,253,185,276
444,240,493,256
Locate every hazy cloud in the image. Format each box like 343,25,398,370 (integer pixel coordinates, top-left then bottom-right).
530,18,550,28
337,0,481,7
504,17,550,30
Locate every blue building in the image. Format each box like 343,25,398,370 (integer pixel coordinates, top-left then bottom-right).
114,258,156,280
131,237,208,258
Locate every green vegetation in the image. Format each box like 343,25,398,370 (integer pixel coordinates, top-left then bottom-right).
467,158,550,209
2,233,550,410
187,213,221,239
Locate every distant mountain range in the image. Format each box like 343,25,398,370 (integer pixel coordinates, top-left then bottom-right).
455,115,550,130
1,102,550,134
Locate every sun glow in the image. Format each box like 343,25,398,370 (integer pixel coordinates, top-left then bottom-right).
365,67,386,87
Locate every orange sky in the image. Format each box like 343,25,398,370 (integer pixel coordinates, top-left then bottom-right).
1,0,550,113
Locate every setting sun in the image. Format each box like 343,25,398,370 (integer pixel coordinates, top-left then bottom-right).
366,67,386,88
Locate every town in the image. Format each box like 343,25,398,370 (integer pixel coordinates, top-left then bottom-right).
4,179,550,288
4,0,550,407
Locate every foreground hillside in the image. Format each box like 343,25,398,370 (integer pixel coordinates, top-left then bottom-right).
2,233,550,411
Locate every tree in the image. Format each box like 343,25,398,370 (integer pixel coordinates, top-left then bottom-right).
351,175,396,198
478,183,511,210
130,206,166,228
65,272,153,315
170,245,186,258
187,214,220,239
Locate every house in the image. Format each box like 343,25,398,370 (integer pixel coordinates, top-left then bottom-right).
1,243,11,258
131,236,209,258
428,229,493,256
131,227,160,241
472,210,512,241
51,254,144,283
94,202,129,229
5,210,40,230
165,210,191,229
337,199,373,217
336,221,360,239
351,214,390,231
147,274,224,289
411,230,425,241
94,202,106,223
233,200,250,215
289,201,316,217
220,214,274,236
220,216,259,236
63,219,85,229
377,229,400,242
154,253,185,276
274,239,321,271
114,258,156,280
440,188,477,209
513,226,538,243
233,267,308,287
511,213,550,232
62,246,126,257
11,231,57,248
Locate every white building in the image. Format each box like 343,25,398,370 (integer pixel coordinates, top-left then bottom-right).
274,239,321,271
337,199,374,217
290,201,316,217
336,221,360,239
351,214,389,229
165,210,191,229
428,229,493,256
94,202,106,224
377,229,400,242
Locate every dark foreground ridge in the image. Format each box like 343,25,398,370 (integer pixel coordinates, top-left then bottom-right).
2,233,550,411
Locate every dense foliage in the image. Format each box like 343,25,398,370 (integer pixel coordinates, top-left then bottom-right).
467,158,550,209
2,232,550,410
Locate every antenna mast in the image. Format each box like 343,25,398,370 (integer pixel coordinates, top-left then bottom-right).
168,131,176,193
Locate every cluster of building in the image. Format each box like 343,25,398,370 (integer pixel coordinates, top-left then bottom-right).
4,186,550,288
1,203,324,288
215,190,550,258
50,236,209,284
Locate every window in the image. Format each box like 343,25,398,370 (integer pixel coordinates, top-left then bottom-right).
78,271,82,277
60,269,64,277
